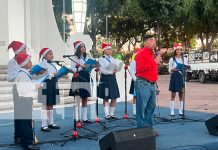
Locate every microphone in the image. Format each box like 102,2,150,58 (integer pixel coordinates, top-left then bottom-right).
63,55,74,58
51,60,64,63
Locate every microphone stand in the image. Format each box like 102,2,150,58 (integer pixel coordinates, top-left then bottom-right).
84,67,109,130
154,83,171,123
108,65,135,126
60,58,98,147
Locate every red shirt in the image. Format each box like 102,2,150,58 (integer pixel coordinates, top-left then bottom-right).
135,47,158,82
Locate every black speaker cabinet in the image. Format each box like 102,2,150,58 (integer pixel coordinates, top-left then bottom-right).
99,127,155,150
205,115,218,136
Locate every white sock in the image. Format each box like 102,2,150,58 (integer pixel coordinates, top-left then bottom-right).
179,101,184,114
47,110,54,125
133,104,136,115
41,110,47,127
104,106,109,117
82,107,87,121
170,101,175,115
75,106,80,121
109,107,115,116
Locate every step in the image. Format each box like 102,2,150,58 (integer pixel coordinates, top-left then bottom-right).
0,70,7,74
0,97,75,111
0,87,12,94
0,65,7,70
0,81,12,87
0,74,7,81
0,94,13,102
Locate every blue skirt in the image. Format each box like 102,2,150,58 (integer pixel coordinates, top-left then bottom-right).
38,77,60,105
169,71,184,92
98,74,120,100
69,70,91,99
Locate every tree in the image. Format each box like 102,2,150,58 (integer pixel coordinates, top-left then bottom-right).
52,0,72,42
184,0,218,50
85,0,126,50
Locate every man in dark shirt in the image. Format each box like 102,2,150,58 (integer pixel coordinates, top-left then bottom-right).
135,34,161,131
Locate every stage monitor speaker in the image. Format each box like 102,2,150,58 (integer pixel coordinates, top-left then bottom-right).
205,115,218,136
99,127,155,150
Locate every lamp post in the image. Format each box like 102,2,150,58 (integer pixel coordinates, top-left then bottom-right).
106,15,111,38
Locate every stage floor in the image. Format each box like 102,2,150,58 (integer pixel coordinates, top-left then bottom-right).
0,102,218,150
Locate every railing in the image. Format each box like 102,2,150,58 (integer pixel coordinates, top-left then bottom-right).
185,51,218,64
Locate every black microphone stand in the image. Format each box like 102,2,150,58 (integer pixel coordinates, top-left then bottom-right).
85,67,109,129
108,65,135,126
60,58,98,147
154,83,171,123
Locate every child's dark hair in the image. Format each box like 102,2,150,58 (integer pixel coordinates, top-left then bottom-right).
74,44,87,59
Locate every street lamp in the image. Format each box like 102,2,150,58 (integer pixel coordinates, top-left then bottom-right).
106,15,111,38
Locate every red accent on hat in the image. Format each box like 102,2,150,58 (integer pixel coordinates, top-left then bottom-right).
102,42,112,51
73,41,83,49
15,53,31,67
39,48,52,61
8,41,26,55
173,43,183,50
134,47,141,53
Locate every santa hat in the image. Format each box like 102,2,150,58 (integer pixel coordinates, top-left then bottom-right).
173,43,183,50
15,53,31,67
8,41,27,55
102,42,112,51
134,47,141,53
39,48,52,61
73,41,83,49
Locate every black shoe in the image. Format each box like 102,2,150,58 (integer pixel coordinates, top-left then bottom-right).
41,126,51,132
48,124,60,129
105,115,111,120
23,144,40,150
110,115,118,119
14,137,22,144
82,120,92,124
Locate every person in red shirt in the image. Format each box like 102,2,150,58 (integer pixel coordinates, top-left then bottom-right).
135,34,161,131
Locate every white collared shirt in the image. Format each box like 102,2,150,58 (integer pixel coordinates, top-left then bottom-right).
168,56,188,73
7,57,20,82
70,55,89,72
129,60,136,81
15,68,37,98
98,55,118,75
38,60,58,78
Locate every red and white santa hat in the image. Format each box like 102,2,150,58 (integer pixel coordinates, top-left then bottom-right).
73,41,83,49
173,43,183,50
102,42,112,51
15,52,31,67
39,48,52,61
8,41,27,55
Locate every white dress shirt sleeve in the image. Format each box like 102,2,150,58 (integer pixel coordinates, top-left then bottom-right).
16,72,37,98
7,58,20,82
99,57,113,75
129,60,136,81
168,57,175,73
71,56,83,72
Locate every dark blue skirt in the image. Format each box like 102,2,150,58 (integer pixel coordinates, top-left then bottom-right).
38,77,60,105
69,70,91,99
169,71,184,92
98,74,120,100
129,79,135,95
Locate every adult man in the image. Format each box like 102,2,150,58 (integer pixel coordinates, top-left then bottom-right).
135,34,161,131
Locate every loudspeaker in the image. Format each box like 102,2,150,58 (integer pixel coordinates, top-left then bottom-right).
205,115,218,136
99,127,155,150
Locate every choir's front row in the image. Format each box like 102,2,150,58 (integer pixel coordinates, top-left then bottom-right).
8,41,136,150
